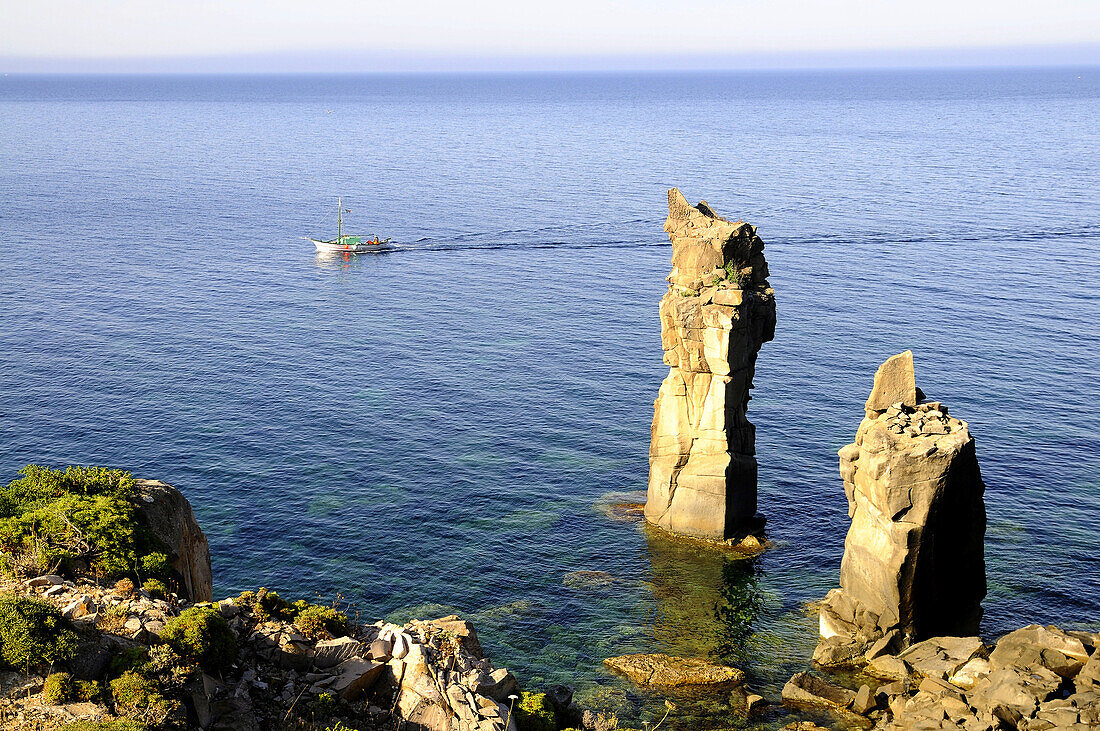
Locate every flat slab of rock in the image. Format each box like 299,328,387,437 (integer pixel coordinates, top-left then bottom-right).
864,350,917,412
604,653,744,687
898,635,988,680
989,624,1091,678
328,657,384,701
967,665,1062,719
313,637,363,670
782,671,856,710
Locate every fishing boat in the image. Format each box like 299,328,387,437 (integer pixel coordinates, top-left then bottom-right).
307,197,392,253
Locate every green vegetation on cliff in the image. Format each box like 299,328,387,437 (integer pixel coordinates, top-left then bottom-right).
0,465,170,582
161,606,237,673
44,671,100,704
110,670,180,718
60,721,147,731
235,587,349,639
515,691,557,731
0,593,79,670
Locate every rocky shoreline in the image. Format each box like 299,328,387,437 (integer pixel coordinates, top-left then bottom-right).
0,473,589,731
1,568,545,730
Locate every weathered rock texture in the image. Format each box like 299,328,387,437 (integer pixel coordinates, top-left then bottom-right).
645,189,776,540
134,478,213,602
604,653,744,687
783,626,1100,730
2,572,526,731
815,351,986,667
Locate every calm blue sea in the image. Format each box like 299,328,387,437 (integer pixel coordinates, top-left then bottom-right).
1,69,1098,728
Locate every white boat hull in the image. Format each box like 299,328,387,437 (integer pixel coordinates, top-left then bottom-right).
311,239,393,254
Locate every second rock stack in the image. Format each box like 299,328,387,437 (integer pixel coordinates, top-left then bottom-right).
816,350,987,668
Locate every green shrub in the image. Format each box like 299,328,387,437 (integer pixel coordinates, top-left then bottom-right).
107,646,149,677
724,261,744,286
236,587,292,622
294,603,349,640
144,643,189,676
311,691,339,717
0,465,169,580
61,721,147,731
161,607,236,673
44,671,74,704
45,672,100,703
515,691,557,731
322,723,358,731
74,678,100,701
110,670,177,717
0,593,79,670
142,578,168,600
138,552,170,579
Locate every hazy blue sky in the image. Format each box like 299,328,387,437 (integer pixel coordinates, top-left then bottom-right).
3,0,1099,72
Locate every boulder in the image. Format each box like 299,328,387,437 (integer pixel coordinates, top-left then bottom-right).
603,653,744,687
967,666,1062,720
62,595,96,619
1077,648,1100,690
368,637,393,662
328,657,384,701
276,632,314,671
866,654,910,681
25,575,64,588
133,479,213,602
781,671,855,710
420,615,483,658
988,624,1091,678
473,667,520,702
898,636,989,680
1074,690,1100,726
67,639,112,681
864,351,918,413
313,637,364,670
392,644,452,730
949,656,991,689
645,188,776,540
852,684,876,715
815,354,986,662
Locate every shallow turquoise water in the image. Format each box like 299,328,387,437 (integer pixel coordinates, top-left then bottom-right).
0,70,1098,728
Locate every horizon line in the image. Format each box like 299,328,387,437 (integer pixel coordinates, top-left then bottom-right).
4,43,1099,75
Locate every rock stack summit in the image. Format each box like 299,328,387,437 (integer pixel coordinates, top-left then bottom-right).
816,351,987,667
645,189,776,541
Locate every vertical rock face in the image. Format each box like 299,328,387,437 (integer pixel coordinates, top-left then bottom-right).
815,351,986,666
645,189,776,540
133,478,214,602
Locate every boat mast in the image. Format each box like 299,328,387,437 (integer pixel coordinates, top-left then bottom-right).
337,196,342,244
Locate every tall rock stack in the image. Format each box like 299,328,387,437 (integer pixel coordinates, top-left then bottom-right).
815,351,987,668
645,189,776,541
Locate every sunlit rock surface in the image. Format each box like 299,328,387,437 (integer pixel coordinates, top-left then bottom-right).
645,189,776,540
815,351,986,667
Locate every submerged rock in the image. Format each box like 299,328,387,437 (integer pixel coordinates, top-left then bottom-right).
815,351,986,664
781,671,856,710
562,570,617,590
603,653,744,687
646,188,776,541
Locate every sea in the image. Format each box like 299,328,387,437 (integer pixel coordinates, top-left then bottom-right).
1,69,1097,729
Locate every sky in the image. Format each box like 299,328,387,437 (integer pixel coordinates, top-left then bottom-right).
2,0,1099,73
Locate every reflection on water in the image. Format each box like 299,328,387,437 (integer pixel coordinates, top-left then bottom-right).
636,525,777,729
314,250,393,272
645,525,763,666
